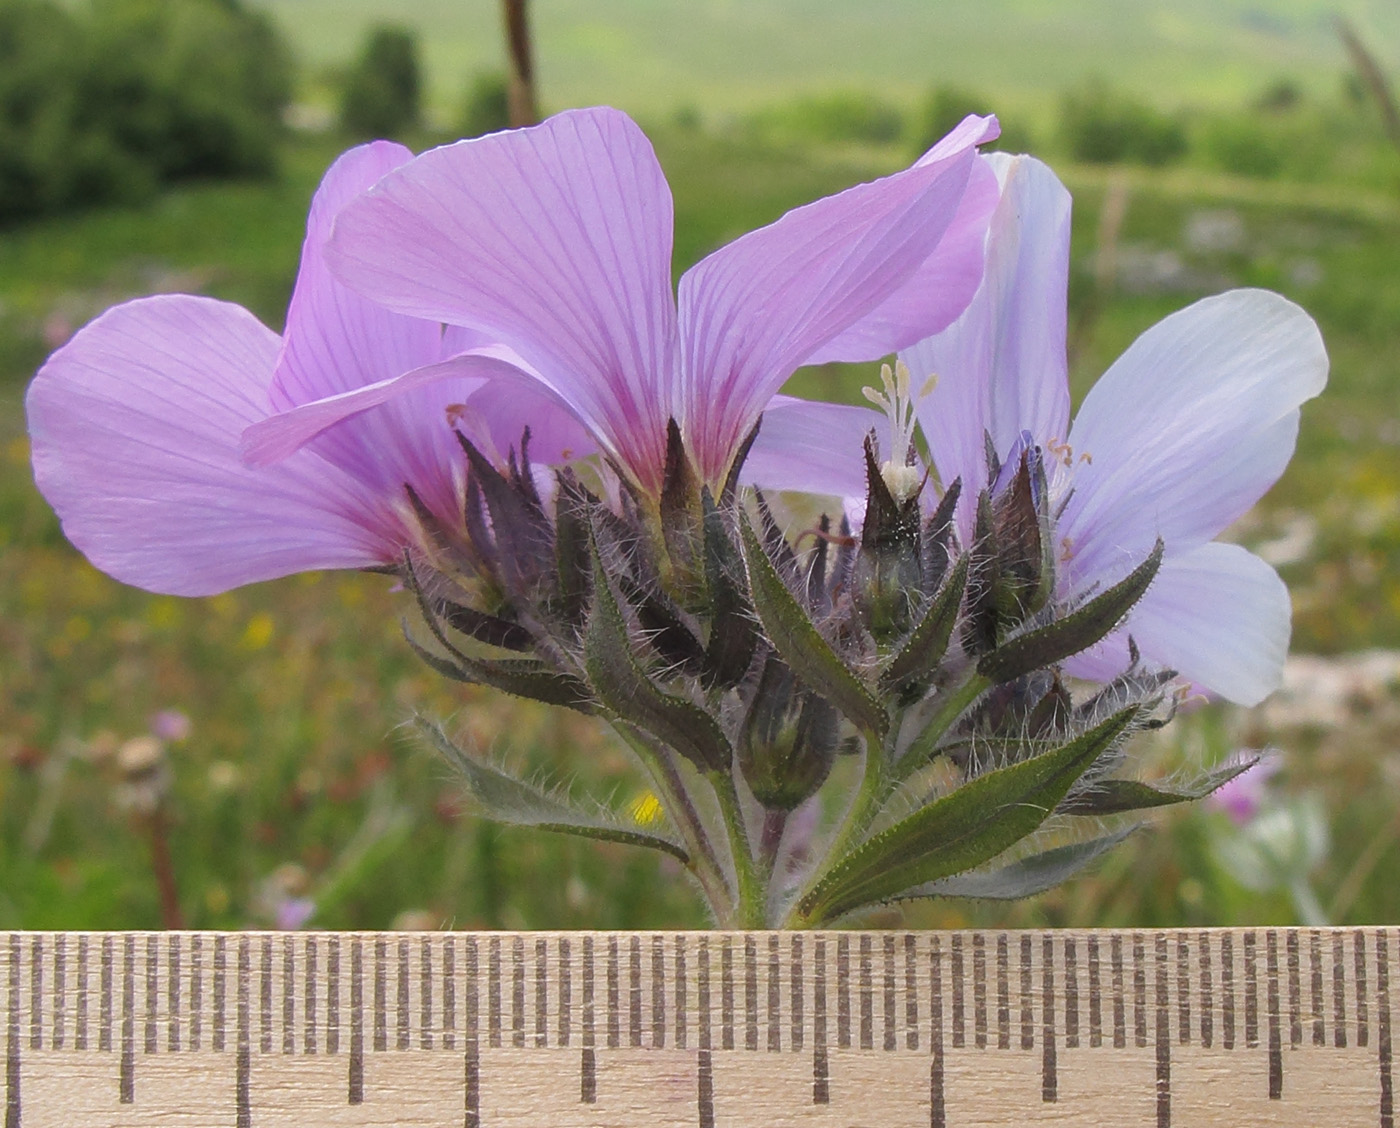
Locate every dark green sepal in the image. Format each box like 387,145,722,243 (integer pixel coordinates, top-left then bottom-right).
796,705,1139,923
700,488,757,690
584,541,731,772
457,431,554,593
977,539,1164,684
403,630,594,711
739,513,888,740
659,418,707,601
738,656,839,810
1059,753,1261,816
439,601,533,651
855,434,925,642
551,470,594,633
921,477,962,597
903,825,1139,901
401,558,591,710
879,552,969,697
418,717,689,863
755,491,801,584
961,490,1000,655
990,449,1055,621
615,572,706,674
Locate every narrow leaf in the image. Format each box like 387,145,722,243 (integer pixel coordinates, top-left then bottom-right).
418,717,689,863
904,825,1139,901
797,706,1139,923
1059,754,1261,817
584,541,731,772
739,514,888,739
978,539,1164,684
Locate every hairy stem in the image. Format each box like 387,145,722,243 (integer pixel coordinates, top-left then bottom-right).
613,724,732,919
711,772,766,928
895,672,990,784
782,725,886,928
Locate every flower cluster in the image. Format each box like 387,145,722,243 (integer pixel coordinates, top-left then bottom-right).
27,107,1326,927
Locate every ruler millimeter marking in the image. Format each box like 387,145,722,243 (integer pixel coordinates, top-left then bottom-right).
1,928,1396,1126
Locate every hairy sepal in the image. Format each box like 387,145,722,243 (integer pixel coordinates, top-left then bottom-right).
880,553,969,697
977,539,1164,684
739,513,888,741
584,540,731,772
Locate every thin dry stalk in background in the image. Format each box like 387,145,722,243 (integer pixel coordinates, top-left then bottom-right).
502,0,539,127
1335,15,1400,157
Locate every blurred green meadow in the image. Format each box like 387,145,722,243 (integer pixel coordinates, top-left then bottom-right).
2,1,1400,933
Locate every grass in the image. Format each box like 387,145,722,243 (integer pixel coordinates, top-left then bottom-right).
254,0,1400,122
1,95,1399,931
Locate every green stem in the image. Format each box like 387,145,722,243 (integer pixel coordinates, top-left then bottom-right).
781,724,886,928
894,672,990,785
612,723,732,919
712,771,766,928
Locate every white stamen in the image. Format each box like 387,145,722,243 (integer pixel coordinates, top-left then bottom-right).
860,361,923,502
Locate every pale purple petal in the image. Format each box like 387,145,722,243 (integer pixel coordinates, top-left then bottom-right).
269,140,441,409
1060,289,1327,584
904,154,1074,540
326,107,678,489
242,345,593,468
741,395,885,498
27,296,396,595
1063,542,1291,706
676,118,995,485
802,147,1000,365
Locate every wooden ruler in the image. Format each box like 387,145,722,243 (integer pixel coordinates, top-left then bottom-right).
2,928,1395,1126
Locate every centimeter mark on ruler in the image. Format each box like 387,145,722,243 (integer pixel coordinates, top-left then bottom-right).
2,928,1397,1127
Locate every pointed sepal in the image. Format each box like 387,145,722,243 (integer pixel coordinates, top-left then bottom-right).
977,539,1165,684
1060,753,1262,816
739,512,889,740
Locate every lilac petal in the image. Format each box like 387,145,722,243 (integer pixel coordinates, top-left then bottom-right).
242,345,592,468
326,107,678,488
802,149,1000,365
27,296,394,595
904,154,1074,540
676,117,995,485
1064,542,1290,706
1060,289,1327,584
270,140,441,410
741,395,885,498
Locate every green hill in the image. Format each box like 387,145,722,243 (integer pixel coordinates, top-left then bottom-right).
254,0,1400,119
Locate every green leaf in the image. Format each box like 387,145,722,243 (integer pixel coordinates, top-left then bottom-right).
797,706,1139,923
880,553,969,694
902,825,1139,901
977,539,1164,684
739,513,888,740
418,718,689,863
584,542,732,772
1059,754,1261,816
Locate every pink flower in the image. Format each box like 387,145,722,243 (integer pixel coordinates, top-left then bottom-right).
244,105,1001,496
28,142,591,596
746,155,1327,705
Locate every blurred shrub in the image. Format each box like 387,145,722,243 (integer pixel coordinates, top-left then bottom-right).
1059,80,1187,166
0,0,293,224
339,24,422,140
745,90,905,146
914,84,1034,154
459,71,509,139
1199,115,1285,178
